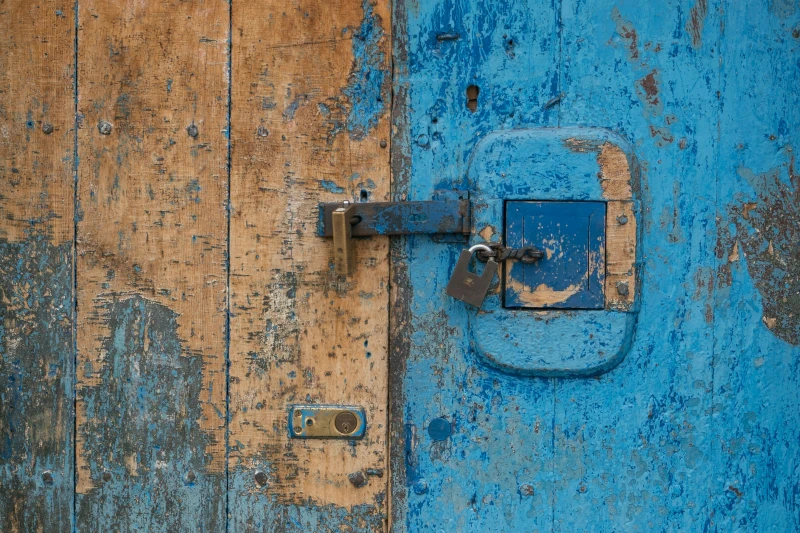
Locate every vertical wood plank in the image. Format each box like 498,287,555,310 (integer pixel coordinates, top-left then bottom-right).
389,0,561,530
554,1,721,530
229,1,392,530
712,1,800,529
74,1,229,530
0,1,76,530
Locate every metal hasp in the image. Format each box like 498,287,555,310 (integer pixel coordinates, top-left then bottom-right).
289,405,367,439
319,194,469,275
318,197,470,238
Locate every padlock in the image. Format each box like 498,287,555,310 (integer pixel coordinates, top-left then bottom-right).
446,244,499,308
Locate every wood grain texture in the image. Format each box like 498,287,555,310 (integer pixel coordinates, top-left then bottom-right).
74,0,229,530
229,0,391,530
712,0,800,529
389,0,562,529
0,1,75,530
554,0,721,530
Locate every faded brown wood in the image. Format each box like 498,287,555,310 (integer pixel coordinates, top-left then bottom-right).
229,0,392,525
599,144,636,310
606,200,636,309
0,1,75,530
0,1,74,244
74,0,229,529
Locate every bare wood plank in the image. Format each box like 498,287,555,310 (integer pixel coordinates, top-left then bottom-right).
0,1,75,530
74,1,229,529
229,0,392,529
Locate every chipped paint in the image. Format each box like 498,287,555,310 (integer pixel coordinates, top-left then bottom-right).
76,296,225,530
506,279,583,306
0,237,74,532
343,0,389,140
391,0,799,531
686,0,709,48
726,163,799,345
229,0,392,528
1,0,798,531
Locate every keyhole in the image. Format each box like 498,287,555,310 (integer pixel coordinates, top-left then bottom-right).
334,412,358,434
466,85,479,112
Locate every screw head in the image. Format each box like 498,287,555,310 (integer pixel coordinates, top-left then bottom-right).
412,480,428,495
102,471,112,482
184,471,196,484
379,139,387,148
254,470,268,487
187,124,199,138
616,214,629,225
519,483,535,496
42,471,54,485
334,411,358,434
42,123,54,135
257,125,269,137
348,471,367,488
616,281,630,296
98,120,112,135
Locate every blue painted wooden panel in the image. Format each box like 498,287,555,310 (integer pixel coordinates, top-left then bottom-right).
390,0,561,530
0,239,75,532
552,1,722,529
505,201,606,309
391,1,799,533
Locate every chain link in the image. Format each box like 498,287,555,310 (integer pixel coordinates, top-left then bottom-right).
474,242,544,264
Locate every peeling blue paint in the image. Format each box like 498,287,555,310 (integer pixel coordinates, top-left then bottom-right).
76,295,225,531
229,467,386,532
0,236,74,531
343,0,388,140
319,180,345,194
392,0,799,531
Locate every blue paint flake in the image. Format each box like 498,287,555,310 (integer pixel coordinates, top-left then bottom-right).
342,0,387,140
319,180,344,194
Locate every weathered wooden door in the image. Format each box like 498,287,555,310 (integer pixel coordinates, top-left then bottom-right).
1,0,798,532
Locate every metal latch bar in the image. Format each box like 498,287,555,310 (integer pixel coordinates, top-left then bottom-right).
318,198,470,238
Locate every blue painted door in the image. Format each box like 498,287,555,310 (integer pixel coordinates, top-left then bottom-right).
389,1,799,532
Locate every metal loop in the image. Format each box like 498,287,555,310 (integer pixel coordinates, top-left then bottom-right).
468,244,493,254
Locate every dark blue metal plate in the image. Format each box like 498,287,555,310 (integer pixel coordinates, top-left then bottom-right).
505,201,606,309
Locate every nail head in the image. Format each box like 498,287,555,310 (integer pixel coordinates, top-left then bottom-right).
348,471,367,488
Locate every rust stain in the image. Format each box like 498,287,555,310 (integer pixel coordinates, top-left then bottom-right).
649,125,675,147
686,0,708,49
635,70,663,116
725,159,800,345
611,7,640,61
